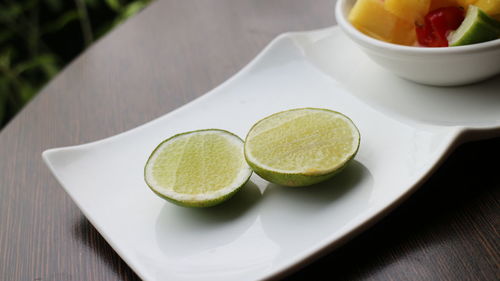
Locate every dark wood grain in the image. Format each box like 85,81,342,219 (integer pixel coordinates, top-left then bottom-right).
0,0,498,280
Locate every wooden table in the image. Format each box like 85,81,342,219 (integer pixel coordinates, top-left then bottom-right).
1,0,498,280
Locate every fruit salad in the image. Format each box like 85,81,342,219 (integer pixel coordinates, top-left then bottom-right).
348,0,500,47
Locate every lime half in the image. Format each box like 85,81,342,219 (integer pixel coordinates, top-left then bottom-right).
244,108,360,187
449,5,500,46
144,129,252,207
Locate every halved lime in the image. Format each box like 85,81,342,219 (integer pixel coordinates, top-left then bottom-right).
449,5,500,46
144,129,252,207
244,108,360,187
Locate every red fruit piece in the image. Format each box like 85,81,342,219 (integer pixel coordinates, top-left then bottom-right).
416,6,465,47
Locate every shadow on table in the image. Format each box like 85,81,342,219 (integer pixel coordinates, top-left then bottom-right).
73,217,141,281
285,137,500,281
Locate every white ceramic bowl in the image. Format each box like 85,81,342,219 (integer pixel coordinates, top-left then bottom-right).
335,0,500,86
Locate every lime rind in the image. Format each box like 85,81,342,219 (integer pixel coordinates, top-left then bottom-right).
449,5,500,46
144,129,252,207
244,108,360,187
246,155,353,187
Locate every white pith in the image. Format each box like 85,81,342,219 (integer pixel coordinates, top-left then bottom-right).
450,5,478,44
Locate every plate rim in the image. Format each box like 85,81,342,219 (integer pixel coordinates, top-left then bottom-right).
42,26,500,281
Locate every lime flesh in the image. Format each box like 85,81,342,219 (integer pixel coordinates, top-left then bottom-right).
449,5,500,46
244,108,360,187
144,129,252,207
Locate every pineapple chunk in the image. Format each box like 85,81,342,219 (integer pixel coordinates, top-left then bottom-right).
349,0,399,41
457,0,479,7
385,0,431,23
392,20,418,46
430,0,469,10
349,0,417,45
474,0,500,17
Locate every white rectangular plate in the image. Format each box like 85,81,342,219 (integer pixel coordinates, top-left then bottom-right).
43,26,500,281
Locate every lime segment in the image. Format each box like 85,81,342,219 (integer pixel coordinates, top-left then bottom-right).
449,5,500,46
244,108,360,187
144,129,252,207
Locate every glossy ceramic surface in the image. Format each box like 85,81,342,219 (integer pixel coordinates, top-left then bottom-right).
336,0,500,86
43,26,500,281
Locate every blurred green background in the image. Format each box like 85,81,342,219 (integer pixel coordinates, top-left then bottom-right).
0,0,153,130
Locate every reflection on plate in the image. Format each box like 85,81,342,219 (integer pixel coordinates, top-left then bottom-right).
43,26,500,281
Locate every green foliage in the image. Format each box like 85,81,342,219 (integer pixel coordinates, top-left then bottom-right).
0,0,153,128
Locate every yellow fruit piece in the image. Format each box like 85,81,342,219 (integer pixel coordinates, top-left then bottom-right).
349,0,398,41
385,0,431,23
430,0,470,10
392,20,418,46
457,0,479,7
474,0,500,17
349,0,417,45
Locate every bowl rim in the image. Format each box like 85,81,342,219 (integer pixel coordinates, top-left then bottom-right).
335,0,500,55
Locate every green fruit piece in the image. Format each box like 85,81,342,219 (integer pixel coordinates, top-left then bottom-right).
244,108,360,187
449,5,500,46
144,129,252,207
